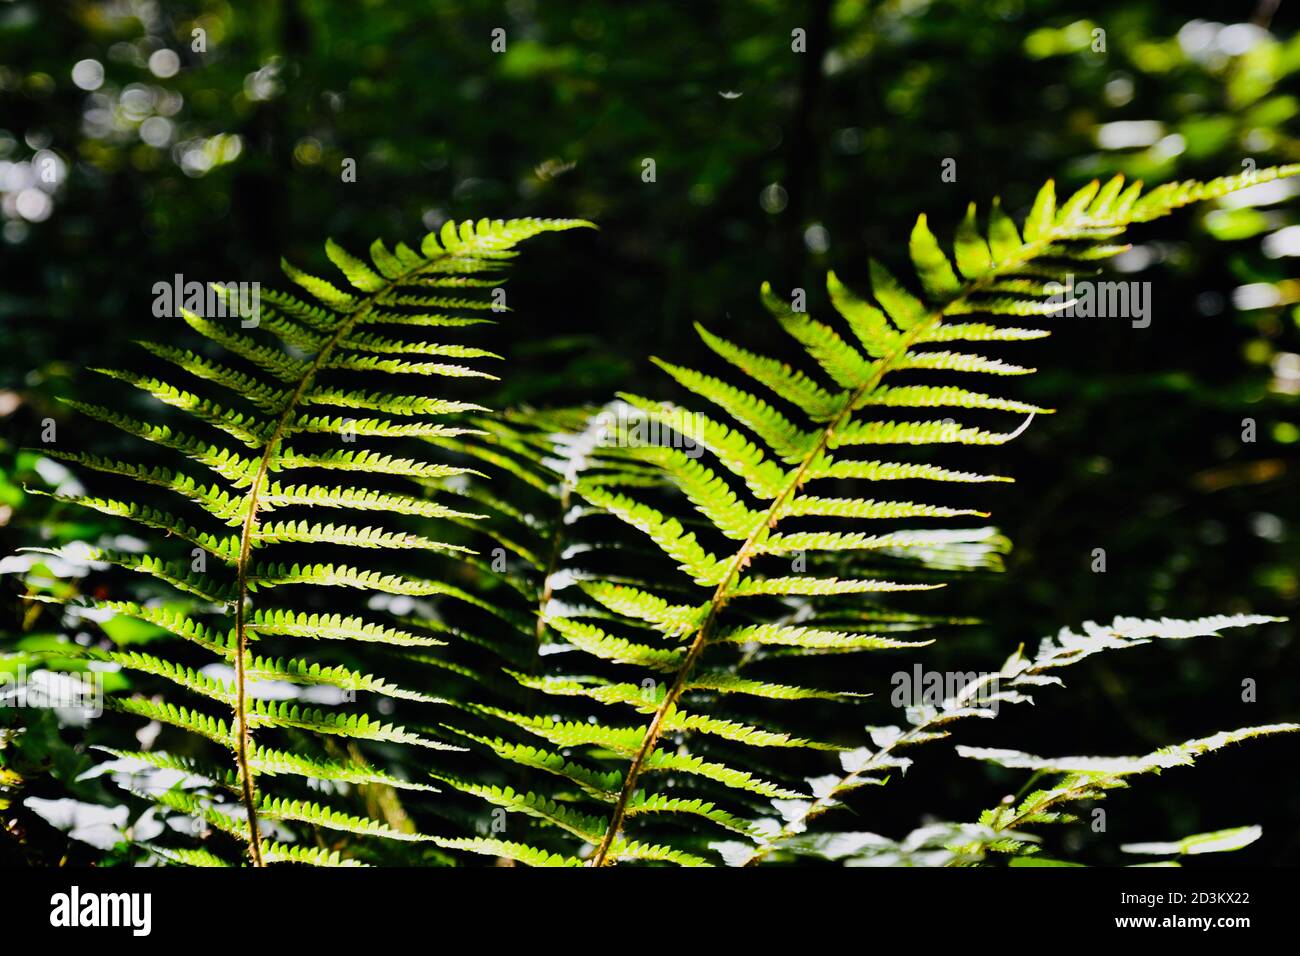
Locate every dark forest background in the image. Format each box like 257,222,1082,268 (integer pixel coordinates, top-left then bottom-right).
1,0,1298,864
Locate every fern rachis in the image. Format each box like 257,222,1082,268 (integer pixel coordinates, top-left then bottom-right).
225,238,515,863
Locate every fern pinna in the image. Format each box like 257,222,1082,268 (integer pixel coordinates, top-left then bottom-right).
436,166,1300,867
23,218,590,865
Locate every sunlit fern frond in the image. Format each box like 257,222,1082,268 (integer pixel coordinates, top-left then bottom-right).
20,217,592,865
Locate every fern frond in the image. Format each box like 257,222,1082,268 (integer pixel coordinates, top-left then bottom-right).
26,215,591,865
531,166,1300,867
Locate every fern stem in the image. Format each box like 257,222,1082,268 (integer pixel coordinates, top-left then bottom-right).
590,312,947,865
591,227,1079,865
229,256,448,865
